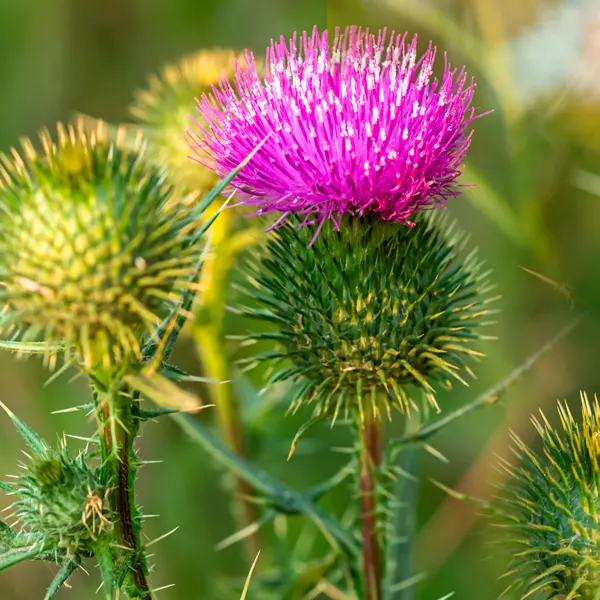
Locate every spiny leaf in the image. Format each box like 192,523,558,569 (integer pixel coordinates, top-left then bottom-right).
0,544,45,572
172,413,360,562
521,266,577,308
0,399,48,457
44,558,80,600
390,312,584,455
125,372,211,413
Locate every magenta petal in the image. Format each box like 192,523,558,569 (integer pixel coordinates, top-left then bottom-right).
186,26,484,230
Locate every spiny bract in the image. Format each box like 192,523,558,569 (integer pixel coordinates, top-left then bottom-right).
131,49,252,194
495,392,600,600
243,214,494,419
8,444,110,555
0,120,202,370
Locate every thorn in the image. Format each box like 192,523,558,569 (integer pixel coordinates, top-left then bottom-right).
145,526,179,549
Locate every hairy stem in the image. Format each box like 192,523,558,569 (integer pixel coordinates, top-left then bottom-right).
97,386,152,599
194,325,261,561
358,407,383,600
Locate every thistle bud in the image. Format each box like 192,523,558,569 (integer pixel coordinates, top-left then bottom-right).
0,120,202,370
243,214,493,418
495,392,600,599
12,447,111,554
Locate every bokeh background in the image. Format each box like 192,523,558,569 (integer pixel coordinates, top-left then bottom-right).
1,0,600,598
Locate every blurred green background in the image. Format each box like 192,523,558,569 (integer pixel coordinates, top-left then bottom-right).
1,0,600,598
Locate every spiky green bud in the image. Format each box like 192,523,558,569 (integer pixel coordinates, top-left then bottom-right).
242,214,494,419
0,120,203,370
9,445,110,555
495,392,600,599
130,49,253,194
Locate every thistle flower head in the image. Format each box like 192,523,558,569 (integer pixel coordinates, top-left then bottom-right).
243,214,493,418
0,120,203,370
131,49,252,193
495,392,600,599
189,26,479,229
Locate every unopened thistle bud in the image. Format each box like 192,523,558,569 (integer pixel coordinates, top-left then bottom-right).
131,49,253,194
0,120,202,370
244,214,492,417
189,26,493,418
495,392,600,599
12,447,111,555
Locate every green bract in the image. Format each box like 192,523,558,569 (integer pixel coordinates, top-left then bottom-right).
496,392,600,600
243,214,495,419
0,121,202,370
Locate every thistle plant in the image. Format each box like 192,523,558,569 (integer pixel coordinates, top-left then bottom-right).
0,22,590,600
494,392,600,599
188,25,496,599
0,118,233,598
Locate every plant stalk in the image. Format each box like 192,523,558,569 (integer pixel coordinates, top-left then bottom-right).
194,325,261,561
358,407,384,600
192,206,262,562
97,386,152,599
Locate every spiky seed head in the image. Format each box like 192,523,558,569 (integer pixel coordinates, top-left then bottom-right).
494,392,600,600
10,446,111,553
242,214,494,420
0,120,203,370
131,49,254,194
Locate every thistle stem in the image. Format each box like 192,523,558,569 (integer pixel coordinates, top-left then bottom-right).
358,407,383,600
97,386,152,599
194,325,261,561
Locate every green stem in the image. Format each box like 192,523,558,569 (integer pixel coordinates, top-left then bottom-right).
358,407,384,600
194,325,261,561
96,385,152,599
390,413,421,600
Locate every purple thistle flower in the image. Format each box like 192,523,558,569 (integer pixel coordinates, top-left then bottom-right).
187,26,482,232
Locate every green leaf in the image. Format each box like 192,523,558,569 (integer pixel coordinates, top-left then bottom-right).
0,544,44,571
44,558,80,600
126,372,211,413
0,399,48,457
172,413,360,563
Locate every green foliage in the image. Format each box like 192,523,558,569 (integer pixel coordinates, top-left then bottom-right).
0,119,202,372
495,392,600,599
242,213,495,419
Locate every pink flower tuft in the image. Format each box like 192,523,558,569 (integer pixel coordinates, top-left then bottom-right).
187,26,484,230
